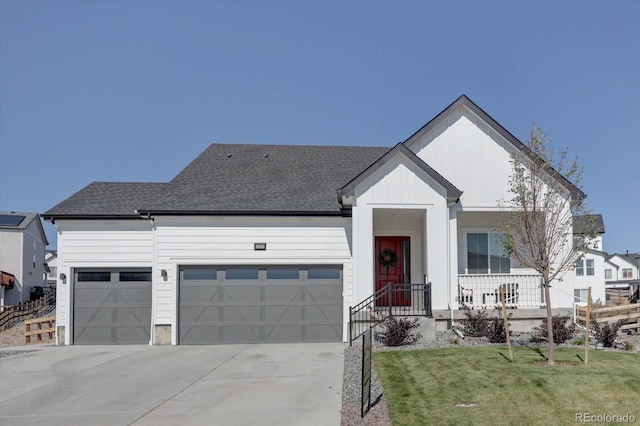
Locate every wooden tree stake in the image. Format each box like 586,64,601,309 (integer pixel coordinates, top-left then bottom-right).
500,286,513,361
584,287,591,365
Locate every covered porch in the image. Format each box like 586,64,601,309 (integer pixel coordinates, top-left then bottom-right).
457,273,545,309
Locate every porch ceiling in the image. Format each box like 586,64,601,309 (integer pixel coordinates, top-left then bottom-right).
373,208,425,229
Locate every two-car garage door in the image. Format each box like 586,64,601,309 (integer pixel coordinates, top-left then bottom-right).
178,265,343,344
72,265,343,345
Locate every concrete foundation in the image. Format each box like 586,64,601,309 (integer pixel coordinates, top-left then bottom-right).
153,325,172,345
416,317,436,340
56,326,65,346
432,308,574,333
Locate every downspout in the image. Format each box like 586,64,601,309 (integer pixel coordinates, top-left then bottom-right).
138,211,156,346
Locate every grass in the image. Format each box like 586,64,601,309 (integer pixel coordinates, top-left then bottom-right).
373,346,640,426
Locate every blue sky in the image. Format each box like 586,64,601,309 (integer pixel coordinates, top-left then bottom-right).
1,1,638,253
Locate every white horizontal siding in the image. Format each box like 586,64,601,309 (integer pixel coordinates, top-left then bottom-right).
156,220,351,261
59,221,153,264
0,231,21,279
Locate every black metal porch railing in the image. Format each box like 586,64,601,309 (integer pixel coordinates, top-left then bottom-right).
348,283,432,346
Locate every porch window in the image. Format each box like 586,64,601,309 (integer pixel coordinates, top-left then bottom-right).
466,233,510,274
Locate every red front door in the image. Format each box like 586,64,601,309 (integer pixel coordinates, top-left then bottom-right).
375,236,411,306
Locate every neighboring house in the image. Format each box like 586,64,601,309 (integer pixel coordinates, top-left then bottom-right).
0,212,48,306
605,252,640,301
45,250,58,288
44,95,586,346
606,252,639,282
572,214,606,304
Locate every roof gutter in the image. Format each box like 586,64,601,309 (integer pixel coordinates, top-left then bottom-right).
42,214,144,224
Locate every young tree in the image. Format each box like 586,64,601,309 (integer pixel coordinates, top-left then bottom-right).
501,125,595,365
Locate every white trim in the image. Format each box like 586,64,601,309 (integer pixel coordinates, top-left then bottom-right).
460,227,510,274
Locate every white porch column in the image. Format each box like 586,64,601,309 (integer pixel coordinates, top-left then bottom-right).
351,201,374,305
448,206,459,309
425,204,449,310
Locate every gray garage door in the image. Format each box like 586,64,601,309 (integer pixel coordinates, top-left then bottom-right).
73,269,152,344
178,265,343,344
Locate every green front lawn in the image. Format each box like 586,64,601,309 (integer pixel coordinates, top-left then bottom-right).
374,346,640,426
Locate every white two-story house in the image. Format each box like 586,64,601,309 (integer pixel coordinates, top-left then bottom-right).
0,212,48,306
573,214,606,304
605,251,640,301
44,95,585,345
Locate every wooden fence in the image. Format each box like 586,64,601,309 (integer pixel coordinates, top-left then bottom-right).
0,291,56,330
25,316,56,344
575,302,640,335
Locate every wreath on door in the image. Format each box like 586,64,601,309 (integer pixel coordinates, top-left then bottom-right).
378,249,398,277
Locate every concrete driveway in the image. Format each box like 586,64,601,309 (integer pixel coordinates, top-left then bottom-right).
0,343,345,426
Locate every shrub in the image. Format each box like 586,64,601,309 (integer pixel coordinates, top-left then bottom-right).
590,313,623,348
460,307,491,337
460,307,509,343
571,336,586,346
487,316,508,343
533,315,576,344
376,316,420,346
623,341,634,351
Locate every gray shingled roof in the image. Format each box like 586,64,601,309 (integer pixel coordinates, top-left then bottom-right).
0,211,39,230
44,145,390,217
573,214,605,234
0,211,49,245
45,182,169,217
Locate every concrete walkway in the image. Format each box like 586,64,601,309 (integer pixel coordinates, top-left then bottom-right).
0,343,345,426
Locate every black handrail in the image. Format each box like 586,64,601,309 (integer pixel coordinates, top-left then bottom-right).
348,282,432,345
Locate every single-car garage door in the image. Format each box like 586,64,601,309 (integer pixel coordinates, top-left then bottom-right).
178,265,343,344
73,269,152,344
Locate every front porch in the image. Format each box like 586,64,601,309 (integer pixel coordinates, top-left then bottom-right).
457,274,545,310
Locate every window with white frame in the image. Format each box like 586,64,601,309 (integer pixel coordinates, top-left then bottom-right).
575,259,594,276
574,288,589,304
586,259,594,276
466,233,510,274
622,268,633,279
605,269,612,280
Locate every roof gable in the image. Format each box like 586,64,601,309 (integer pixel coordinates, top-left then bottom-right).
339,143,462,202
573,214,605,234
0,211,48,245
403,95,585,201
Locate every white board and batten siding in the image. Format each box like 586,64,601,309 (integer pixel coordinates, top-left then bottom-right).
350,154,451,310
55,220,154,344
154,216,353,344
411,106,516,209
